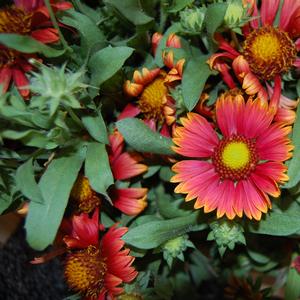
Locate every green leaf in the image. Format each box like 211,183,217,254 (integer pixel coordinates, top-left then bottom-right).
182,55,212,111
82,112,108,144
1,130,58,149
89,46,134,96
84,142,114,201
167,0,194,13
249,210,300,236
123,214,199,249
285,255,300,300
105,0,154,25
0,34,65,57
116,118,174,155
15,158,43,204
25,147,86,250
284,105,300,189
204,3,228,49
61,10,106,55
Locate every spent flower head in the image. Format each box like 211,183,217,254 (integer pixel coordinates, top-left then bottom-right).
29,61,88,116
207,220,246,256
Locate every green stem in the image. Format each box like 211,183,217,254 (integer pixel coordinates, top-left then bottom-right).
44,0,70,51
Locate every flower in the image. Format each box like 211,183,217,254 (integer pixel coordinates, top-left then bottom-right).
208,0,300,119
171,91,293,220
63,210,138,300
70,174,101,213
109,130,148,216
121,33,184,136
0,0,72,97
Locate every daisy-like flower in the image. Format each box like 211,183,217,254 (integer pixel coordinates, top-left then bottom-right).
208,0,300,120
63,210,138,300
121,33,184,136
70,131,148,216
70,174,102,213
108,130,148,216
171,90,293,220
0,0,72,97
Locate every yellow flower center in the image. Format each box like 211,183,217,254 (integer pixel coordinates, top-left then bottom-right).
0,6,33,35
222,142,250,170
212,135,258,181
138,75,168,122
64,246,107,299
70,175,101,213
243,26,297,80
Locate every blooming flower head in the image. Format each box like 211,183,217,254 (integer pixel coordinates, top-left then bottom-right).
0,0,72,97
70,174,101,213
171,90,293,220
108,130,148,216
63,210,137,300
208,0,300,120
121,33,184,136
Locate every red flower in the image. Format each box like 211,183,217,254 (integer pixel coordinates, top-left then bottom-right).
109,130,148,216
171,90,293,220
0,0,72,97
208,0,299,123
121,33,184,136
63,210,137,300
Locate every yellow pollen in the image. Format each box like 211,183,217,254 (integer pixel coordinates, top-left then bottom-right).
71,175,101,213
0,6,33,35
64,246,107,299
138,75,168,122
222,142,250,170
212,135,258,181
243,26,297,80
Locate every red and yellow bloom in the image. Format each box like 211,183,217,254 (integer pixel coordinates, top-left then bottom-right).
171,90,293,220
121,33,184,136
63,210,138,300
0,0,72,97
208,0,300,121
109,130,148,216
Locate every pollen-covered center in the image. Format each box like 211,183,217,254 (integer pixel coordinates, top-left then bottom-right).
70,174,101,213
222,142,249,169
138,75,168,122
212,135,258,181
64,246,107,299
0,6,33,35
243,26,297,80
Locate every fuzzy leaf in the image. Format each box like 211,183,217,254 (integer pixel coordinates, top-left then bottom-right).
249,209,300,236
89,46,134,95
204,3,228,49
123,214,199,249
25,147,86,250
0,34,65,57
116,118,174,155
105,0,154,25
61,10,106,55
167,0,194,13
15,158,43,204
182,55,212,111
82,112,108,144
284,105,300,189
84,142,113,201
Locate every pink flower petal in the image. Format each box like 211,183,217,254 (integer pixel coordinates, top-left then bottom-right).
173,113,219,158
260,0,280,26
